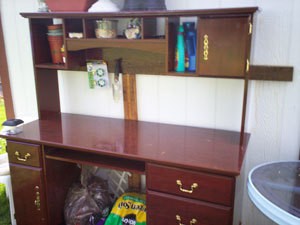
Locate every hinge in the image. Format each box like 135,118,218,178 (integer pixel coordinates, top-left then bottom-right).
249,22,253,35
246,59,250,73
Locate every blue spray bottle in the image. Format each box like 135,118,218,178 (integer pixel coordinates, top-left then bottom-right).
183,22,196,72
175,25,185,72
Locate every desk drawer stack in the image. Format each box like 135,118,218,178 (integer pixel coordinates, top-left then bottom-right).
6,141,47,225
146,163,235,225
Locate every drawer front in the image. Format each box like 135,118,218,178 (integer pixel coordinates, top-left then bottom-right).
147,190,232,225
7,141,41,167
147,164,235,206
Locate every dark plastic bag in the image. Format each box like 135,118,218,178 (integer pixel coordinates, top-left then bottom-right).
64,182,100,225
88,176,111,215
64,165,112,225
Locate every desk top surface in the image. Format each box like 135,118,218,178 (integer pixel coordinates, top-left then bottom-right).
1,113,249,176
248,161,300,225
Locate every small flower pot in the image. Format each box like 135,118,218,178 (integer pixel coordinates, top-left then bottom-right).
47,35,64,64
45,0,97,12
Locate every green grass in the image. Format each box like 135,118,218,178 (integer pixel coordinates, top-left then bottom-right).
0,98,10,224
0,184,11,225
0,98,7,155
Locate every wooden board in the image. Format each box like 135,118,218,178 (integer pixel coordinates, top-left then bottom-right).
249,65,293,81
122,73,141,190
122,74,138,120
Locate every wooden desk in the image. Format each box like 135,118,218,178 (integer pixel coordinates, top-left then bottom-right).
2,113,250,225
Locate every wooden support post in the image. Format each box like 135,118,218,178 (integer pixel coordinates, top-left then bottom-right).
122,73,141,191
0,15,14,118
240,77,249,147
122,74,138,120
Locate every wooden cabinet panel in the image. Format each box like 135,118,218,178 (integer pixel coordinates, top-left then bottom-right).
147,190,232,225
198,16,251,77
147,164,235,206
7,141,41,167
10,164,47,225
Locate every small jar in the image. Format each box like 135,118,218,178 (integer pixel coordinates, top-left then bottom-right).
95,20,118,38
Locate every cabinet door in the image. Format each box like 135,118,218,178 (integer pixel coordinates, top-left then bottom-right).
10,164,47,225
198,16,251,77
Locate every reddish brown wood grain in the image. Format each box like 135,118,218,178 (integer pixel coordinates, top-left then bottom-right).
122,74,138,120
7,141,42,167
21,8,259,19
147,190,232,225
43,156,80,225
4,8,270,225
147,163,235,206
0,15,14,118
10,164,48,225
198,16,250,77
249,65,293,81
0,113,249,176
35,69,61,119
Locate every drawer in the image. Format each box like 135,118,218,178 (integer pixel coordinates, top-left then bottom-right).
7,141,41,167
147,164,235,206
147,190,232,225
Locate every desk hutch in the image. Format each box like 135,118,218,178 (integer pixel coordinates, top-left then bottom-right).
1,7,291,225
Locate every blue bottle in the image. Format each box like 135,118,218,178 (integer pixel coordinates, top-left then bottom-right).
175,25,185,72
183,22,197,72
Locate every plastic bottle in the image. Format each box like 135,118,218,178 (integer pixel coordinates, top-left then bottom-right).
61,45,66,63
175,25,185,72
183,22,197,72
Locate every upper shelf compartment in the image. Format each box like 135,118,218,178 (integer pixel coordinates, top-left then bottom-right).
22,8,258,77
63,16,166,54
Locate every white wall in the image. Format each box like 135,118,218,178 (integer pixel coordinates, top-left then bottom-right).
1,0,300,224
1,0,38,121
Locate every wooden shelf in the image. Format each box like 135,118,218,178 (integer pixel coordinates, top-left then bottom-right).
66,38,166,54
166,71,198,77
35,63,67,70
45,148,146,174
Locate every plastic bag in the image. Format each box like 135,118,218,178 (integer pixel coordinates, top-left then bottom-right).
88,176,111,213
64,165,112,225
64,182,100,225
104,192,146,225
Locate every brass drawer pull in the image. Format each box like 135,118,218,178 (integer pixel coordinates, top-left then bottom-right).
176,215,197,225
15,151,31,162
176,180,198,194
246,59,250,73
34,186,41,211
203,34,209,61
